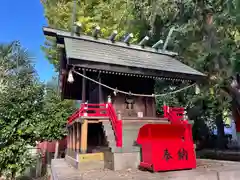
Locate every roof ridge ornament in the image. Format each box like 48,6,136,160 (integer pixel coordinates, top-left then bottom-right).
152,39,164,50
162,26,180,51
43,26,180,56
109,30,118,43
123,33,133,45
139,36,149,48
74,22,82,36
93,26,101,39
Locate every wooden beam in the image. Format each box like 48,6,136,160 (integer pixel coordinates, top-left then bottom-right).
82,69,86,102
69,127,72,150
76,122,80,152
144,97,148,116
80,120,88,153
98,74,103,103
58,48,66,100
152,98,156,117
88,120,104,123
73,123,76,152
67,127,70,151
69,59,203,82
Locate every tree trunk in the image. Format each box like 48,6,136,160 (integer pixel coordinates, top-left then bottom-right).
54,140,59,159
10,171,16,180
216,114,226,149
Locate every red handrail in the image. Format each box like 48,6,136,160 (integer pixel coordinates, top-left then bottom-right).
67,103,122,147
107,103,122,147
163,105,185,123
67,103,109,124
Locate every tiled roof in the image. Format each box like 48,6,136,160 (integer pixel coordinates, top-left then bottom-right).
64,37,205,77
43,27,206,79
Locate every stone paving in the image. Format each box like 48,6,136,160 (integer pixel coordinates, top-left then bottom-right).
51,159,240,180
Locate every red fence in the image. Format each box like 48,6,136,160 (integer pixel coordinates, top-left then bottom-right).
37,138,67,153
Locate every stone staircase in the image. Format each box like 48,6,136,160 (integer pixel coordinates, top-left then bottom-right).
102,121,149,153
102,121,144,170
102,121,117,151
102,119,170,170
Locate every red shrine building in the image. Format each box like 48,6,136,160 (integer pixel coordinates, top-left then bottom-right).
43,26,205,171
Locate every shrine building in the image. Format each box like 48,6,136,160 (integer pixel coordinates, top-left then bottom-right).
43,26,206,171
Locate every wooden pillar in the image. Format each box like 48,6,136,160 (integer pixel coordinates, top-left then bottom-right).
98,128,101,146
152,98,156,117
69,127,72,150
80,120,88,153
99,75,103,103
81,69,86,153
82,69,86,103
73,123,76,152
76,122,80,152
58,46,65,99
67,127,70,153
144,97,148,116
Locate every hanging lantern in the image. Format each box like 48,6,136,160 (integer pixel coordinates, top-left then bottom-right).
67,70,74,83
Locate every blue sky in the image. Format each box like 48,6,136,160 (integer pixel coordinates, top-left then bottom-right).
0,0,55,82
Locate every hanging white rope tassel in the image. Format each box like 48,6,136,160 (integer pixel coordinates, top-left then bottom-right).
195,84,200,95
72,69,197,98
67,69,74,83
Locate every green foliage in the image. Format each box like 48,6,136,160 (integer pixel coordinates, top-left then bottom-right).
137,0,239,147
138,0,239,112
0,143,35,179
0,42,45,178
0,42,74,178
39,77,74,141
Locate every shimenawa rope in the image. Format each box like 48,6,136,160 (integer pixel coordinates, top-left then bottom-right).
72,69,196,98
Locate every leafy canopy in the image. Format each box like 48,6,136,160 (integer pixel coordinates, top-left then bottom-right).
39,76,74,141
0,42,45,178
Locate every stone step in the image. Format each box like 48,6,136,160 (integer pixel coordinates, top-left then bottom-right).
107,141,115,146
104,131,114,137
108,143,116,148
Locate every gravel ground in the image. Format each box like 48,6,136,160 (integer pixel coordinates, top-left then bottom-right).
50,159,240,180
